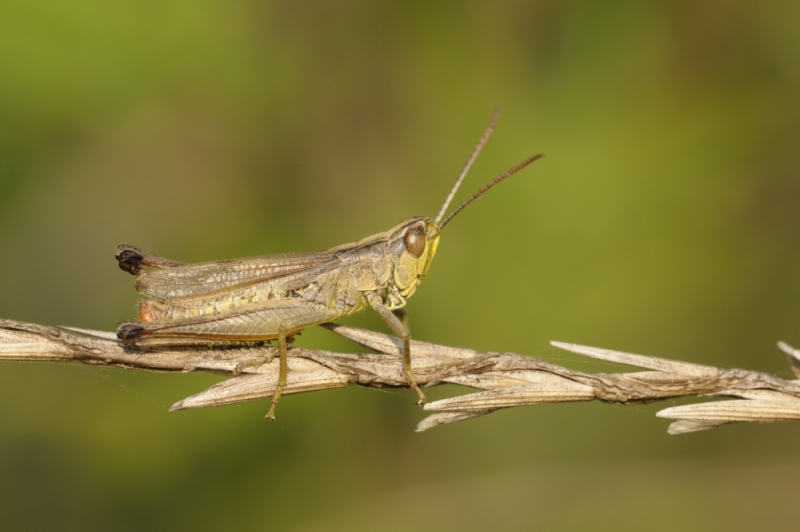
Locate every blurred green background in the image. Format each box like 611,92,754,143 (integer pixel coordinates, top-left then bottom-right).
2,1,800,530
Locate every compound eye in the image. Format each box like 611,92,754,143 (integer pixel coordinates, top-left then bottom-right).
403,225,426,258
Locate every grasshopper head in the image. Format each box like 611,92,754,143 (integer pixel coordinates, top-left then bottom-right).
387,217,440,302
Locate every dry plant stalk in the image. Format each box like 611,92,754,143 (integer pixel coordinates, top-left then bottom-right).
1,317,800,434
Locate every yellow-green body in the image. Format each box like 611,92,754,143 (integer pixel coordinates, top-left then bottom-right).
119,217,440,346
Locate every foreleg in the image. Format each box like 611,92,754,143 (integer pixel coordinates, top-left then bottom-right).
366,293,426,404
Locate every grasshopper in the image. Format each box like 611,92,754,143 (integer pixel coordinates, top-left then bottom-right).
116,109,543,419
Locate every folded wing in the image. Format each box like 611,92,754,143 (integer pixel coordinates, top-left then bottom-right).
131,250,338,301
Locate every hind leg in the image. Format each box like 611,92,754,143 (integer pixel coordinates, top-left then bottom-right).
117,300,343,418
265,324,288,421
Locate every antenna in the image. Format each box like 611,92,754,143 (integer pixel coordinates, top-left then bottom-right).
434,108,499,224
438,153,544,230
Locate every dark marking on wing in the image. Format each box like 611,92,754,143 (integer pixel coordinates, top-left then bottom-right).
116,244,188,275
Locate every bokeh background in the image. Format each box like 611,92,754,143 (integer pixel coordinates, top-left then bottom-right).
2,2,800,531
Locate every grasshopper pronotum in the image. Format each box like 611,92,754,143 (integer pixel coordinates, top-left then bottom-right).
116,109,543,419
